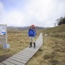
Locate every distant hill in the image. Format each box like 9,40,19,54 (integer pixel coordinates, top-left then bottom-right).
7,26,45,32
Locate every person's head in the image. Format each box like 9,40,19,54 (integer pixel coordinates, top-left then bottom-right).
30,25,35,29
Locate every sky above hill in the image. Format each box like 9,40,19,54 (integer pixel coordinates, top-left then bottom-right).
0,0,65,27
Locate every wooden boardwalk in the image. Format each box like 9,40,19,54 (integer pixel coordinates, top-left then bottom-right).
0,33,43,65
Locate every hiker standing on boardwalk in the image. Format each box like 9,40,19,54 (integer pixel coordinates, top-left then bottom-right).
28,25,36,48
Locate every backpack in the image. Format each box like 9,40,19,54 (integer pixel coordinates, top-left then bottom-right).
29,29,34,36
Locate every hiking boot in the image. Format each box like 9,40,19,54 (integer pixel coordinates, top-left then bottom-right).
29,42,32,48
34,42,36,48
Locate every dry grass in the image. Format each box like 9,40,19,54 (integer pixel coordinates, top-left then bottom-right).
0,30,40,62
28,25,65,65
26,35,65,65
0,28,65,65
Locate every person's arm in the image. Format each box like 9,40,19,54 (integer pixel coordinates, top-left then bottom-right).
28,29,30,36
33,28,36,36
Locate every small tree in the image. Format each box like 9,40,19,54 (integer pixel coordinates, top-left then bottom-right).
57,17,65,25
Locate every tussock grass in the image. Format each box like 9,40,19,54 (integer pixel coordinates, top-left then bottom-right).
26,36,65,65
26,25,65,65
0,24,65,65
0,30,39,62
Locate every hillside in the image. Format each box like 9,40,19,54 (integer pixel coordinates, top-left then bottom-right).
43,24,65,34
43,24,65,39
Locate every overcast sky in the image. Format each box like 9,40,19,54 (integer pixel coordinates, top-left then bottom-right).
0,0,65,27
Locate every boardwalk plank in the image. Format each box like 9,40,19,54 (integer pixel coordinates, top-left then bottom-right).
2,61,15,65
10,57,27,64
0,63,5,65
11,56,29,61
6,59,24,65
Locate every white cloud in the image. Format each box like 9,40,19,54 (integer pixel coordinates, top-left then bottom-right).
0,2,4,22
25,0,65,27
0,2,26,26
0,0,65,27
2,10,25,26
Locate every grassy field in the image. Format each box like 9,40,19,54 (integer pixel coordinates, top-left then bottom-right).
43,24,65,34
26,24,65,65
26,35,65,65
0,25,65,65
0,30,40,62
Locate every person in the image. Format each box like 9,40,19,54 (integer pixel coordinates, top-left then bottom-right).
28,25,36,48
